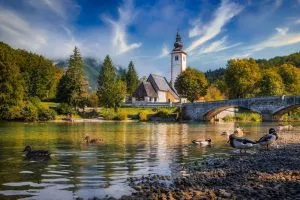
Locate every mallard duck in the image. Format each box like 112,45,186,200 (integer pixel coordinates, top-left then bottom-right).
192,139,212,147
228,134,256,153
257,128,278,150
84,136,103,145
23,146,51,159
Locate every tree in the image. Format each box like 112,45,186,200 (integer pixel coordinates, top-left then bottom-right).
97,55,126,111
258,69,284,96
56,47,88,108
204,85,225,101
225,59,261,99
175,67,208,102
278,64,300,95
0,51,24,119
126,61,139,96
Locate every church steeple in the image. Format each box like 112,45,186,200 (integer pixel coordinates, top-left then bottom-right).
173,31,183,50
170,31,187,88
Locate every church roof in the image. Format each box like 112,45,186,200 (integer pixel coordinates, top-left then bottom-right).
173,31,183,51
148,74,179,99
132,81,158,98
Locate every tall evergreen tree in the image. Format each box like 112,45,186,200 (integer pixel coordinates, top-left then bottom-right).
97,55,126,111
126,61,139,96
56,47,88,108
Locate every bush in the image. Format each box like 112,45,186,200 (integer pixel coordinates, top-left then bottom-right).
56,103,75,115
139,111,150,121
21,102,38,121
116,111,128,120
101,110,117,120
38,107,56,121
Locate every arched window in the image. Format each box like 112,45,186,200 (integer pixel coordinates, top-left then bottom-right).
175,55,179,61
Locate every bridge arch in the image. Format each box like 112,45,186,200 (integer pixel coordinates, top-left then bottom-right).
272,104,300,121
203,105,260,121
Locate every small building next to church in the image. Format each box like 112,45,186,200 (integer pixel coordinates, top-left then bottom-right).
132,31,187,103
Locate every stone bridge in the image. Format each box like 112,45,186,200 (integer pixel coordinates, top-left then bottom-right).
182,96,300,122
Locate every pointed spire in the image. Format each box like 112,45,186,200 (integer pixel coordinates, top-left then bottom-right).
173,31,183,50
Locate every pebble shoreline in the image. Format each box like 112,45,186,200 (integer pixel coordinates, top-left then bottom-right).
117,135,300,200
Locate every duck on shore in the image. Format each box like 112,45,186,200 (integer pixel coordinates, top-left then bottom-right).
257,128,278,150
23,146,51,159
84,135,103,145
277,125,293,132
228,134,256,153
192,139,212,147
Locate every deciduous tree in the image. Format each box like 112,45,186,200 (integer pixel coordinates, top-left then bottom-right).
175,67,208,102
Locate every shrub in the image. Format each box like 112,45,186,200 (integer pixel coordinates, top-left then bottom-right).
101,110,117,120
56,103,75,115
21,102,38,121
139,111,150,121
38,107,56,121
116,111,128,120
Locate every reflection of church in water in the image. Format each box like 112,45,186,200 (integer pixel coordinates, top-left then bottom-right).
132,32,187,103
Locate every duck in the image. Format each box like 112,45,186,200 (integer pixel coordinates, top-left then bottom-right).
84,135,103,145
228,134,257,153
192,139,212,147
23,146,51,159
277,125,293,132
257,128,278,150
221,131,230,136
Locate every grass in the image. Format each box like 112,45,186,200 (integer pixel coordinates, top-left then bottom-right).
222,112,262,122
98,107,178,121
280,108,300,121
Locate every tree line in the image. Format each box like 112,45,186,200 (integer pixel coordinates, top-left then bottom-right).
175,54,300,102
0,43,139,120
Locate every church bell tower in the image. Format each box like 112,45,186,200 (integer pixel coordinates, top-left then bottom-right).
170,31,187,88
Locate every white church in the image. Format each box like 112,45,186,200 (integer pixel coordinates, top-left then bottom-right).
132,32,187,103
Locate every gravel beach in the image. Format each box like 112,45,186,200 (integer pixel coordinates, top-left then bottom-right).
119,133,300,200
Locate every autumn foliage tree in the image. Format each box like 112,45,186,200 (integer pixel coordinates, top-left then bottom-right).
225,59,261,99
175,67,208,102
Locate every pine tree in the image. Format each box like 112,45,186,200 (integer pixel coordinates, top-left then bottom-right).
97,55,126,111
126,61,139,96
56,47,88,108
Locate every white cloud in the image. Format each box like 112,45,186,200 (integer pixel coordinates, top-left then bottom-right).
186,0,243,52
275,0,283,8
294,19,300,24
199,36,241,54
0,8,46,51
230,52,252,59
27,0,80,20
250,27,300,52
103,0,142,55
156,45,170,59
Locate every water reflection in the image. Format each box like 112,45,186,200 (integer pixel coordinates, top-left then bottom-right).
0,121,298,199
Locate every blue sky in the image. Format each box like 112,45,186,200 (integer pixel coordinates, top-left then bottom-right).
0,0,300,78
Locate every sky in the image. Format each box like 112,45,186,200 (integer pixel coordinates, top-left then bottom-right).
0,0,300,78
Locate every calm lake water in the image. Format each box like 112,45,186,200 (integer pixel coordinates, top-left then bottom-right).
0,121,298,200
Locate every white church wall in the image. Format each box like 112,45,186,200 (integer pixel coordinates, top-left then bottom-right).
157,91,167,102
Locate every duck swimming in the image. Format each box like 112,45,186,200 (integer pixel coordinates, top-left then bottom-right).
192,139,212,147
84,136,103,145
228,134,256,153
23,146,51,159
257,128,278,150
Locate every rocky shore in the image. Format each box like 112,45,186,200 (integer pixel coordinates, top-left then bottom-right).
119,135,300,200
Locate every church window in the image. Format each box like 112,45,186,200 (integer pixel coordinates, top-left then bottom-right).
175,55,178,61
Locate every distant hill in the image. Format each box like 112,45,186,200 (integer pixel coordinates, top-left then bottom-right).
55,57,126,91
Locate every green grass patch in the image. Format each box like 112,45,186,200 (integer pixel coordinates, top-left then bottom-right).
222,113,262,122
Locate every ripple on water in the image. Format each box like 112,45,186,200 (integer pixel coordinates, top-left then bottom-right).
19,171,34,174
3,182,49,187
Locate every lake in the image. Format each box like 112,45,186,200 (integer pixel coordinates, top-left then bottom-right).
0,121,297,199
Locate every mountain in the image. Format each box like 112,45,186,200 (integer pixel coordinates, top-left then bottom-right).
55,57,126,91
